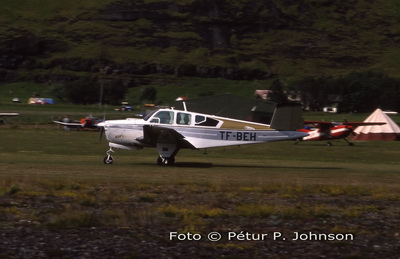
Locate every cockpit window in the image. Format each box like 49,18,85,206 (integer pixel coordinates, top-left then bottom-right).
143,110,158,121
195,115,219,127
152,111,174,124
177,112,191,125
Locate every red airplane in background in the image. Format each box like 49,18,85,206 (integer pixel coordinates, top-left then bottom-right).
297,120,386,146
53,116,103,131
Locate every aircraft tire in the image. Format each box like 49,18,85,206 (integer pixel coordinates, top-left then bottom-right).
157,156,175,166
103,155,114,164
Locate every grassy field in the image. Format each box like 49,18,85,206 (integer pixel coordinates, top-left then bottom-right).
0,123,399,257
2,127,400,182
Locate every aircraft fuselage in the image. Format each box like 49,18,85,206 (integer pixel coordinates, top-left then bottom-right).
100,108,308,165
299,125,351,141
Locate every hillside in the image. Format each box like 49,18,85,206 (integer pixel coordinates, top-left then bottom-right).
1,0,400,103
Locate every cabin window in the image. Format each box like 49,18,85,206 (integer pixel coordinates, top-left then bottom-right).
177,112,191,125
195,115,206,124
152,111,174,124
195,115,219,127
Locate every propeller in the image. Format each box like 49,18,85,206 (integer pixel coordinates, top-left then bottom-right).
99,126,105,142
347,126,356,136
99,105,107,143
343,118,356,136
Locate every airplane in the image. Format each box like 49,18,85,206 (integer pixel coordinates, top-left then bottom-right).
297,120,386,146
53,116,103,130
0,112,19,124
98,104,308,166
0,113,19,116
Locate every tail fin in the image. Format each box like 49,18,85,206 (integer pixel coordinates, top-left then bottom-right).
270,103,304,130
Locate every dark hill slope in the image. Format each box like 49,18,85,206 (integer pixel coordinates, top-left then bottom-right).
1,0,400,84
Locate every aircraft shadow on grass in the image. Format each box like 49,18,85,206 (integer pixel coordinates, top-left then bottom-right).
214,164,343,170
138,162,213,168
139,162,342,170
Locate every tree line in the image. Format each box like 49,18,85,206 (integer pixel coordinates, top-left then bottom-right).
289,71,400,113
51,71,400,113
50,78,156,105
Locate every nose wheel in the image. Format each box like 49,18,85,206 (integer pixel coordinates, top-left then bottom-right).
103,148,114,164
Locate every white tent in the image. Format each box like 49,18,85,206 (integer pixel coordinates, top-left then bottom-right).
352,108,400,141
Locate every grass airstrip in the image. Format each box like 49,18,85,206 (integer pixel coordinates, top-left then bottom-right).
0,108,399,257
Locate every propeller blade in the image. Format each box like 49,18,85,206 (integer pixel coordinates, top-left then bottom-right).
346,125,356,136
99,106,106,143
99,126,105,143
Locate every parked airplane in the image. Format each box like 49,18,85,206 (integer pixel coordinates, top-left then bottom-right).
0,112,19,124
0,113,19,116
297,120,385,146
53,116,103,130
98,104,308,166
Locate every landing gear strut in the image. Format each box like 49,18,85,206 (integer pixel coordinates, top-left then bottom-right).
344,138,354,146
157,155,175,166
103,148,114,164
156,142,179,166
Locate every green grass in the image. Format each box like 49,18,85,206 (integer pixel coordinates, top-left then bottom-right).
1,127,399,184
0,125,399,257
125,76,273,104
0,82,57,104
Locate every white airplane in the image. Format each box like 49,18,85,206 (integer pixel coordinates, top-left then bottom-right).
0,113,19,116
98,104,308,166
0,113,19,124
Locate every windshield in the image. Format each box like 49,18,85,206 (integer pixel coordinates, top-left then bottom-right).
153,111,174,124
143,110,158,121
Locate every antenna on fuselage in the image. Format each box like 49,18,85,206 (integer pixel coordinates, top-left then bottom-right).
183,101,187,111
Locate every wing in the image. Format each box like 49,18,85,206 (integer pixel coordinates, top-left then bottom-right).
141,125,196,149
53,121,83,127
0,113,19,116
342,122,386,127
304,120,385,129
304,121,335,130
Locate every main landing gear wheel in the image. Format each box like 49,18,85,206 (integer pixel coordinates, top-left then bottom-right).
157,156,175,166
